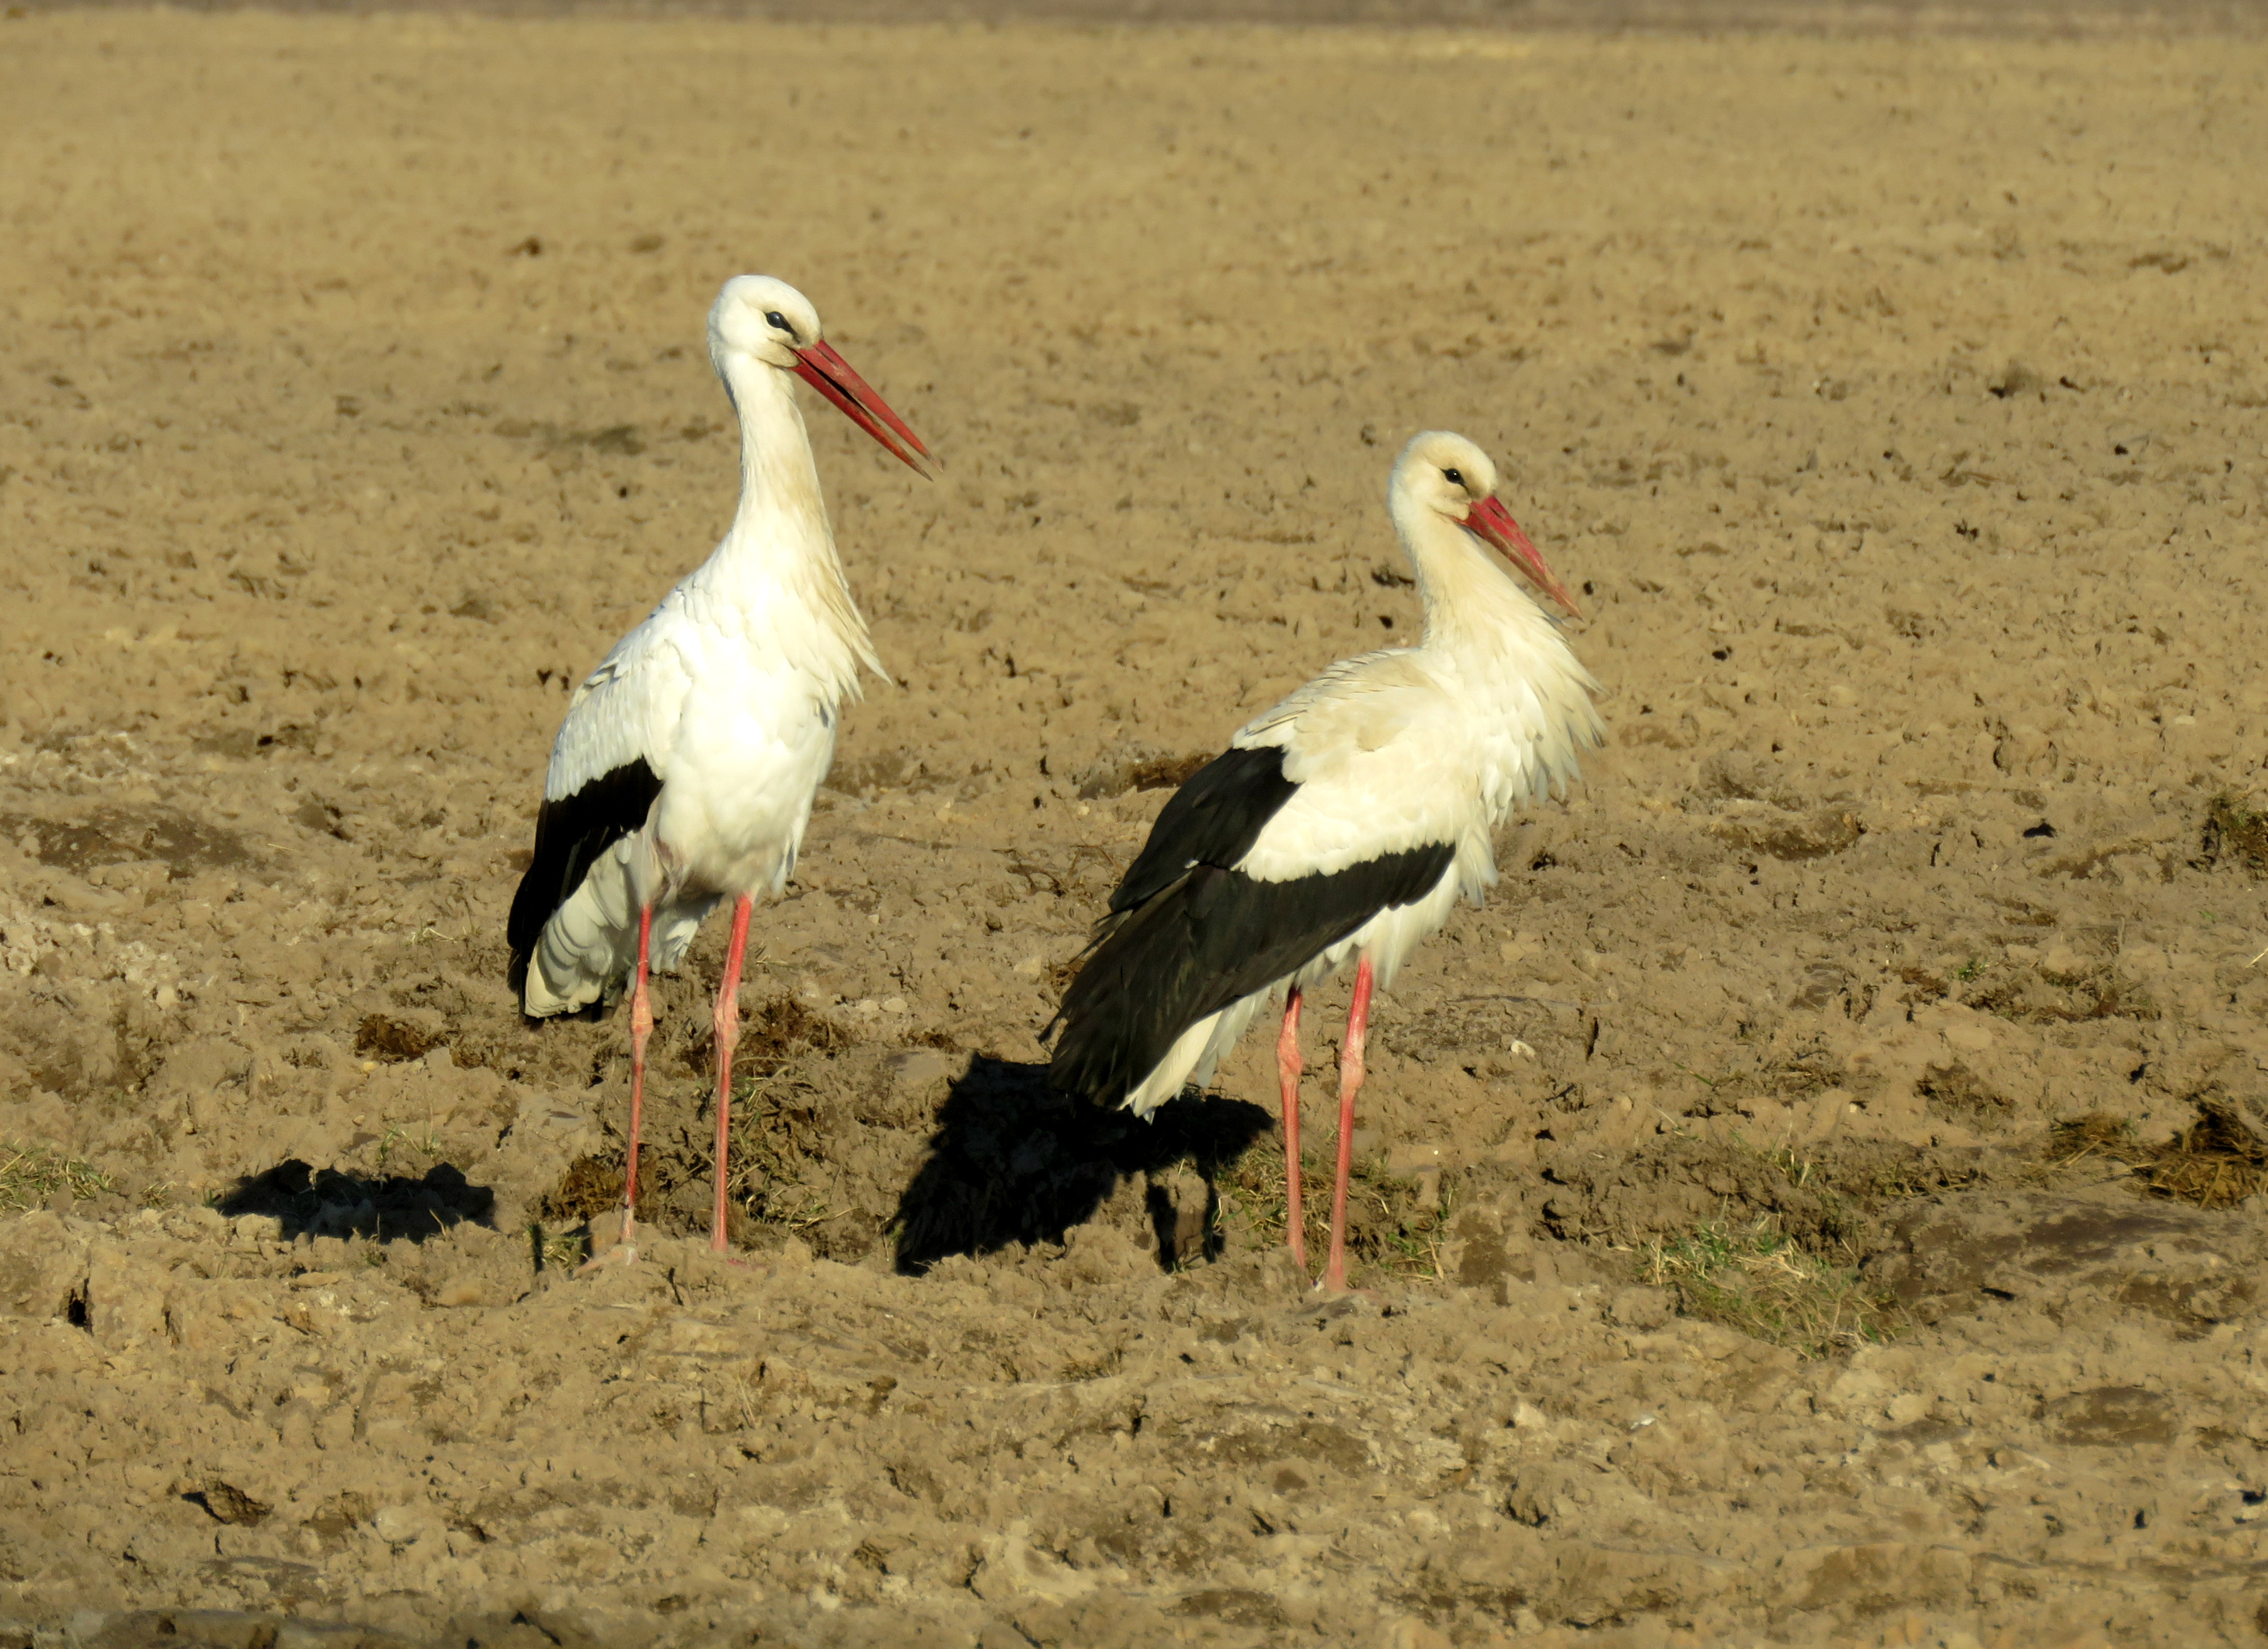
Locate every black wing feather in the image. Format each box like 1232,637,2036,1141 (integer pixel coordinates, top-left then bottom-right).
1050,844,1455,1107
505,758,663,1004
1109,745,1298,913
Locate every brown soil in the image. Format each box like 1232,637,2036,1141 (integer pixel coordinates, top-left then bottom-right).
3,10,2267,1647
20,0,2268,39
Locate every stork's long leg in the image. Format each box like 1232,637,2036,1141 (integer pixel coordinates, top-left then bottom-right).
1320,954,1375,1296
709,894,755,1253
583,903,654,1272
1276,988,1308,1271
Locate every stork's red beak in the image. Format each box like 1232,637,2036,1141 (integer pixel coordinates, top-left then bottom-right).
1465,495,1582,618
791,339,933,479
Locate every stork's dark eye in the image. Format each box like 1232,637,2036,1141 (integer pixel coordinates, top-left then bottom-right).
1443,467,1465,488
764,309,799,341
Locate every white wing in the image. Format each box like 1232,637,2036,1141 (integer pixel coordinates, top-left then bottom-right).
1231,649,1479,881
544,598,698,802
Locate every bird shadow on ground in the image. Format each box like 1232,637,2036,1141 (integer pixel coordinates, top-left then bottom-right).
215,1157,495,1242
890,1054,1273,1275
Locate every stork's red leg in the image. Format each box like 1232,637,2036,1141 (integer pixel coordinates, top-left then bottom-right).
1320,954,1375,1295
1276,988,1308,1271
583,903,653,1272
709,895,755,1253
623,904,654,1252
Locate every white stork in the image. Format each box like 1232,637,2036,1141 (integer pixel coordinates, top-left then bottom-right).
1048,431,1600,1293
506,274,929,1264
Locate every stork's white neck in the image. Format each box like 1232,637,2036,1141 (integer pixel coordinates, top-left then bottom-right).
1390,499,1555,658
1391,495,1602,807
694,348,883,697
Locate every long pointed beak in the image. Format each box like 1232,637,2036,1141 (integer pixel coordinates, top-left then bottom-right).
791,339,933,479
1465,495,1582,618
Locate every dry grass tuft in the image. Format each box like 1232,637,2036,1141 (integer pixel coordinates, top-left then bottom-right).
0,1144,112,1213
536,998,852,1245
2037,1102,2266,1209
537,1224,591,1270
735,998,851,1078
354,1013,438,1063
537,1153,625,1224
1218,1137,1449,1282
2201,793,2268,877
714,1001,852,1239
721,1078,840,1238
1641,1214,1903,1357
2040,1109,2137,1173
2143,1099,2267,1210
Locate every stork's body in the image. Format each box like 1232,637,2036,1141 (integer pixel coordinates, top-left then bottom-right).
1049,432,1599,1292
506,275,929,1263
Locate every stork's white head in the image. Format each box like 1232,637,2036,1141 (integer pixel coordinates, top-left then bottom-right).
706,275,932,477
1392,430,1580,617
709,275,825,370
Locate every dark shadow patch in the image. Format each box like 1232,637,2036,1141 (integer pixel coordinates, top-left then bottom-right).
889,1055,1271,1274
216,1158,493,1241
67,1612,309,1649
1864,1177,2268,1337
1147,1175,1218,1269
1987,361,2042,399
1,806,251,875
186,1480,272,1526
1959,971,2150,1025
447,1611,593,1649
1872,1199,2202,1304
490,417,647,457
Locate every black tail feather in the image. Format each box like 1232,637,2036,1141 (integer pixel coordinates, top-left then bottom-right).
505,758,663,1010
1048,845,1454,1106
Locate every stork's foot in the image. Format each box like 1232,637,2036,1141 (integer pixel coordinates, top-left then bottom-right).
576,1243,637,1275
707,1237,753,1270
576,1211,638,1274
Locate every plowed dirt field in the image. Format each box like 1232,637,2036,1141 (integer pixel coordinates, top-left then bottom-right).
3,10,2267,1646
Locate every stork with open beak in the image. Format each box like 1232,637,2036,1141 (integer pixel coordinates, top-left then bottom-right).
506,274,930,1265
1048,431,1600,1293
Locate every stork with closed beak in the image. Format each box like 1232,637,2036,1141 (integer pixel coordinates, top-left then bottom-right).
1048,431,1599,1293
506,274,930,1265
